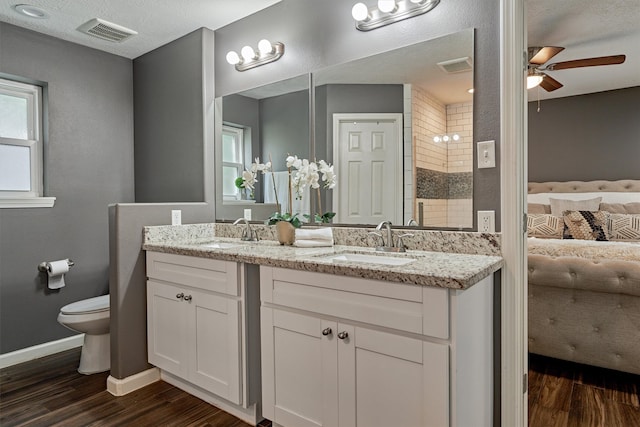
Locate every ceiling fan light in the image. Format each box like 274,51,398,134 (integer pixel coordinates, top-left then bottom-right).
526,74,543,89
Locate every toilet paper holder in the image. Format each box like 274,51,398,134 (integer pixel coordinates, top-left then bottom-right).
38,259,75,272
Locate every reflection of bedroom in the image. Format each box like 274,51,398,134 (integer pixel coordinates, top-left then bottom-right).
526,86,640,413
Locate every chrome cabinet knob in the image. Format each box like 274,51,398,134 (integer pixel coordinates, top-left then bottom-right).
183,295,192,302
322,327,332,336
176,293,184,300
337,331,349,340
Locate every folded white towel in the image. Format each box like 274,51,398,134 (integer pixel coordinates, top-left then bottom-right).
293,239,334,247
295,227,333,241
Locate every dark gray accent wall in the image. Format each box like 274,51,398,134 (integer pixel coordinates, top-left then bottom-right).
529,86,640,182
260,89,310,170
133,29,206,203
215,0,501,230
0,23,134,354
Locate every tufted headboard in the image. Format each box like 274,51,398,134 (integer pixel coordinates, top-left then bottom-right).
528,179,640,194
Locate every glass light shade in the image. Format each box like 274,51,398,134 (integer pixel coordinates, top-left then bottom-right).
433,136,441,143
452,134,460,141
527,74,543,89
352,3,369,21
442,135,450,142
410,0,425,3
226,51,240,65
377,0,397,13
258,39,273,55
241,46,256,61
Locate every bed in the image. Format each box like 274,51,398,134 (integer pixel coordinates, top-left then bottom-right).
527,180,640,374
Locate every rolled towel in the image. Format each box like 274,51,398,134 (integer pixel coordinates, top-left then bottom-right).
295,227,333,241
293,239,333,247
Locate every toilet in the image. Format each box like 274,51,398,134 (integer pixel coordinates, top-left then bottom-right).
57,294,110,374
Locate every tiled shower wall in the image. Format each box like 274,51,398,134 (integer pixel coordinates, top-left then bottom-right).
409,85,473,228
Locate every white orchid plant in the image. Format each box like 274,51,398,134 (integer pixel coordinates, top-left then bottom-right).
286,155,337,223
235,157,273,201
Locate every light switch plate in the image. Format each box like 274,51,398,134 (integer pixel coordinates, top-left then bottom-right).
171,210,182,226
477,140,496,169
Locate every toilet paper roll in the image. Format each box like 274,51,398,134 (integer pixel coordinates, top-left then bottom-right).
46,259,69,290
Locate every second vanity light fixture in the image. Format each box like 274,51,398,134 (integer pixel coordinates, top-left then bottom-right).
351,0,440,31
433,133,460,143
226,39,284,72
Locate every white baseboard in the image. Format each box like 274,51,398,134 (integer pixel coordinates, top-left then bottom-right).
0,334,84,369
161,371,261,425
106,367,160,396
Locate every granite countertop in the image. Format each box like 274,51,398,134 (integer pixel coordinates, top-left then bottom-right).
143,237,503,290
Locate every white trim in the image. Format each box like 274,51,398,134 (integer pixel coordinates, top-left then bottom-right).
0,196,56,208
500,0,528,426
106,367,161,396
0,334,83,369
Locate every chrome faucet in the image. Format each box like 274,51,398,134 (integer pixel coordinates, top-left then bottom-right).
376,221,394,249
372,221,412,252
233,218,258,241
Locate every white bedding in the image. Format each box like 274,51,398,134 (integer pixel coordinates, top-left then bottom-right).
527,191,640,205
528,237,640,262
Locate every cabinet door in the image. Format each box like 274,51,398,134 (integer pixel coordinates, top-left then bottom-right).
261,308,338,427
186,289,242,405
147,280,189,377
338,325,449,427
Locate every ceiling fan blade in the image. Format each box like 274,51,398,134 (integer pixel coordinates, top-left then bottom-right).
546,55,626,71
528,46,565,65
539,73,563,92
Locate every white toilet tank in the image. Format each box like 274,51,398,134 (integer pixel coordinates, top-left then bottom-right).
60,294,109,315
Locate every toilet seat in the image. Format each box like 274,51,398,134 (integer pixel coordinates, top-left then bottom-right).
60,295,109,315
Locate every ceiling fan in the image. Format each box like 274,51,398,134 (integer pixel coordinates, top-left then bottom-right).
527,46,626,91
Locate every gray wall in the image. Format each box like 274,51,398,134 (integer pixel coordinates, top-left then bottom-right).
0,23,134,354
529,86,640,182
215,0,501,230
133,29,206,203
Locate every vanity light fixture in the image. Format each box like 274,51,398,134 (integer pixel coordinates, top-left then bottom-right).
226,39,285,72
433,133,460,143
351,0,440,31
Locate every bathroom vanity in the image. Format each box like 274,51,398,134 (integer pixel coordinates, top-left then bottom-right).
143,224,502,427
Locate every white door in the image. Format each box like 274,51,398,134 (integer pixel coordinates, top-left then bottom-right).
146,280,189,378
261,308,338,427
333,113,403,225
187,289,242,405
337,324,450,427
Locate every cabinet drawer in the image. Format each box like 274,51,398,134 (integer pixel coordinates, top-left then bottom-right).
147,251,239,296
261,267,449,338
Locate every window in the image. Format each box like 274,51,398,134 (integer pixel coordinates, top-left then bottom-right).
0,78,54,208
222,125,245,200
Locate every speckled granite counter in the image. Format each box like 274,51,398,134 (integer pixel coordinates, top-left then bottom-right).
143,224,503,290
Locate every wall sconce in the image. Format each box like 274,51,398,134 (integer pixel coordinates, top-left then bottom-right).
351,0,440,31
433,133,460,143
226,39,284,72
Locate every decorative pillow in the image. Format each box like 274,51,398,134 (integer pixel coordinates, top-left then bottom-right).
550,197,602,216
527,214,563,238
562,210,610,241
607,214,640,241
600,202,640,214
528,203,551,214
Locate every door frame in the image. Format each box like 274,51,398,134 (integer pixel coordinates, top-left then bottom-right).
332,113,404,225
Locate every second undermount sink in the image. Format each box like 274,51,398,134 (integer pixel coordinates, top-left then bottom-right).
198,241,241,249
318,252,416,266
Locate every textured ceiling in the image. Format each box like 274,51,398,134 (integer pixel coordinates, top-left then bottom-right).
527,0,640,99
0,0,281,59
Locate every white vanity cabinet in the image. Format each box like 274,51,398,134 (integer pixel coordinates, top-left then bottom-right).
260,266,493,427
146,251,261,423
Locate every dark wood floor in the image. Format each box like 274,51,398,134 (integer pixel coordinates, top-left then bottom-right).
3,348,640,426
0,348,272,427
529,353,640,427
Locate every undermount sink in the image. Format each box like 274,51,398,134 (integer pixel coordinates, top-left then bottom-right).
318,252,416,266
198,241,241,249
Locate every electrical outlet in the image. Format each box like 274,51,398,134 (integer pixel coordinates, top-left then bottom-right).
477,210,495,233
171,210,182,226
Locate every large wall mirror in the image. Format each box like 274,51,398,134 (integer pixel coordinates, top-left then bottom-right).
215,29,474,229
314,28,474,229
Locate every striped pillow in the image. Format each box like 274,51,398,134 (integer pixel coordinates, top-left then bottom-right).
562,210,610,241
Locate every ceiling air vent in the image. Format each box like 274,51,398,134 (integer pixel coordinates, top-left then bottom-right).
77,18,137,43
437,57,473,74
